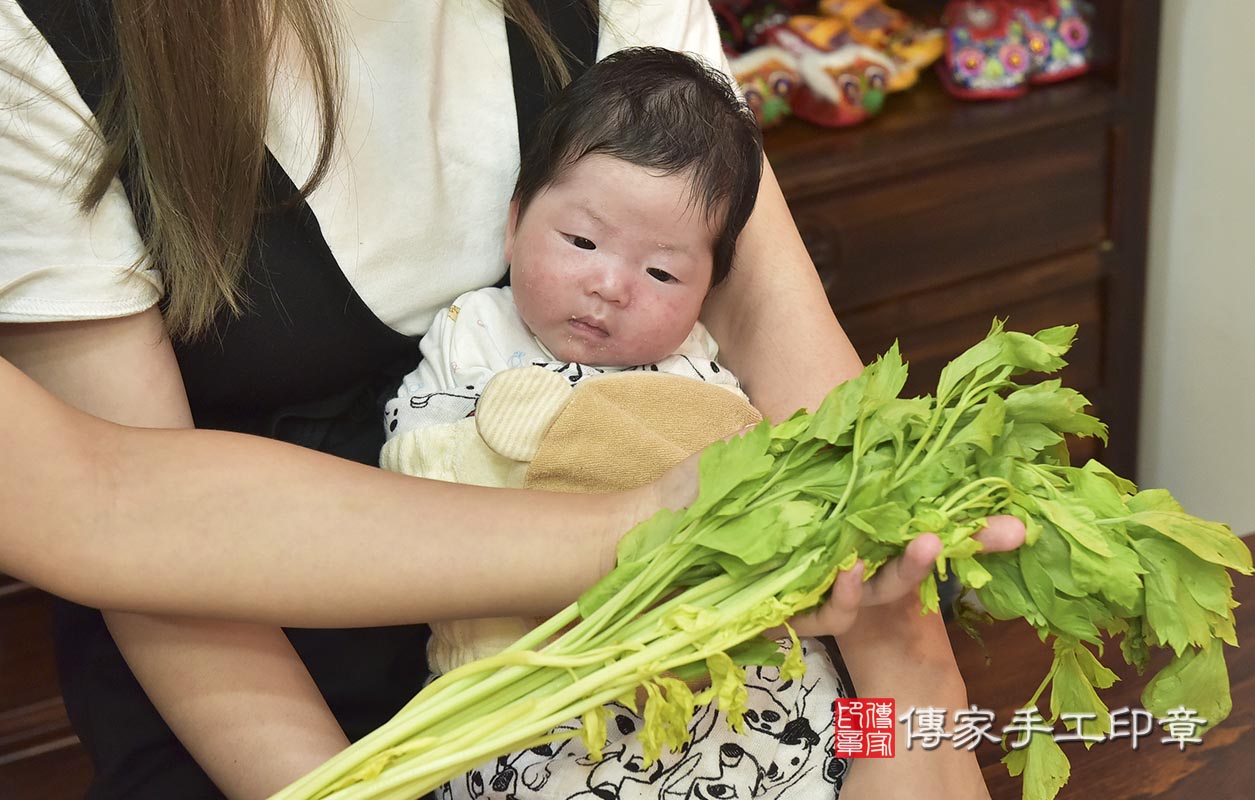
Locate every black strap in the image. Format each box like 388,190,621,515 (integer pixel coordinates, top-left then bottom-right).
505,0,600,159
17,1,115,109
499,1,599,289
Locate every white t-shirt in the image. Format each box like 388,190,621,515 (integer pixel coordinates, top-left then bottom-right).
383,285,745,438
0,1,734,335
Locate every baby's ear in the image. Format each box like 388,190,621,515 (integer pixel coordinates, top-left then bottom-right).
504,197,520,263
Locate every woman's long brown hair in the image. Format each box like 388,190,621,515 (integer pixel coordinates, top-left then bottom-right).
82,0,593,341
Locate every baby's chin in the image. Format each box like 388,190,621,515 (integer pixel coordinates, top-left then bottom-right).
541,335,671,369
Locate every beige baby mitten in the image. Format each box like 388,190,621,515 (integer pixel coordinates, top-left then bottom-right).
475,365,574,462
525,372,763,494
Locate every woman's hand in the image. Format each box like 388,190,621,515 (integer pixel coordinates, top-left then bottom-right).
826,516,1028,800
600,450,702,576
620,448,1027,641
787,515,1028,638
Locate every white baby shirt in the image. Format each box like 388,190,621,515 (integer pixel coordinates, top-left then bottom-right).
383,286,744,438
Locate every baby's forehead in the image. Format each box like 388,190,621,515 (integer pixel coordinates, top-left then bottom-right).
548,154,724,226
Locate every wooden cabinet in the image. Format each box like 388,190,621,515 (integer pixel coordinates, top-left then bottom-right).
0,1,1160,796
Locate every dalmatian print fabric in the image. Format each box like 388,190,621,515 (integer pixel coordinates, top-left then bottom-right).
439,637,849,800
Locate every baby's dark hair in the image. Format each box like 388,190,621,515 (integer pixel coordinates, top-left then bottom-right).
513,47,764,287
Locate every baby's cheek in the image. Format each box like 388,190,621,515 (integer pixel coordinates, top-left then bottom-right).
661,292,703,328
515,276,564,322
644,299,700,352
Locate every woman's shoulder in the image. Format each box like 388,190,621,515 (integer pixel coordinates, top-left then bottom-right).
599,0,727,68
1,3,107,122
0,2,158,324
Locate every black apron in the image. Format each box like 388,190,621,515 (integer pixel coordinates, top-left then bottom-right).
18,2,598,797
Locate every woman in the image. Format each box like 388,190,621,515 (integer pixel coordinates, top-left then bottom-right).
0,1,1018,797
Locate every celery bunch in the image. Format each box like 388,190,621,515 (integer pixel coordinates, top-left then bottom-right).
271,322,1250,800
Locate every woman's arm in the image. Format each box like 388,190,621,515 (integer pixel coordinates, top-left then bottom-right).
835,538,1000,799
702,159,864,419
1,310,351,797
0,309,652,797
0,320,648,625
106,613,350,797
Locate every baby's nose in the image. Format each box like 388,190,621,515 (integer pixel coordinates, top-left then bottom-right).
586,266,629,305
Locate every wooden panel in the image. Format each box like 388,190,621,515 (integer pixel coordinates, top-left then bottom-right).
838,252,1105,398
956,536,1255,799
0,580,60,711
1092,0,1163,481
1066,433,1103,467
837,252,1111,467
888,282,1103,401
0,708,92,799
0,698,77,766
766,74,1117,196
790,122,1109,314
0,575,85,793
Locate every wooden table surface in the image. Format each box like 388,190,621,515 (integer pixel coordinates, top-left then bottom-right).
951,536,1255,800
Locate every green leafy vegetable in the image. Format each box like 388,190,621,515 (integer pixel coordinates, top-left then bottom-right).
270,321,1251,800
1004,729,1071,800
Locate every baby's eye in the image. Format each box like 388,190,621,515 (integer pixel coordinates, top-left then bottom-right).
565,234,597,250
647,268,676,283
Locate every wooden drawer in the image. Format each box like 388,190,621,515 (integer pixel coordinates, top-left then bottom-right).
0,734,93,799
0,578,60,711
840,251,1104,395
0,575,82,786
789,121,1110,314
837,250,1110,466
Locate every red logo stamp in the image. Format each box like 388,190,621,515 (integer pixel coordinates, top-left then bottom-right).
834,698,895,758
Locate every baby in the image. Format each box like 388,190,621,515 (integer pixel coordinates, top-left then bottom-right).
383,48,850,800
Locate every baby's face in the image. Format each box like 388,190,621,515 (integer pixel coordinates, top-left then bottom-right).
506,154,716,366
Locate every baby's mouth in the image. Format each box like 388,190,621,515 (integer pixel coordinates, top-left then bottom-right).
569,316,610,338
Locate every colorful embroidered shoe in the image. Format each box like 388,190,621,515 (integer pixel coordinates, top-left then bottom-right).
818,0,945,92
1012,0,1093,84
939,0,1033,100
711,0,816,55
729,45,803,128
777,14,856,54
881,25,946,92
767,21,897,127
819,0,903,48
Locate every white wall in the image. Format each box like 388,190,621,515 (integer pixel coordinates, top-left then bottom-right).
1140,0,1255,535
